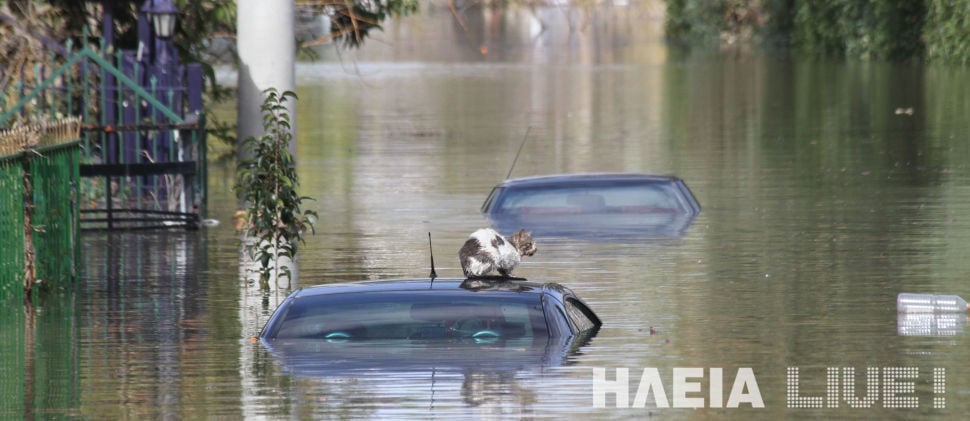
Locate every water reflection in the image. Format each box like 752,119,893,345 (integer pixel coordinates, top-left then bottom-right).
259,332,596,417
0,292,80,418
263,334,592,376
76,231,225,420
237,236,297,291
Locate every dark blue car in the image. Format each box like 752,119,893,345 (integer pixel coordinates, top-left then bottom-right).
481,173,700,238
258,277,601,376
259,277,601,343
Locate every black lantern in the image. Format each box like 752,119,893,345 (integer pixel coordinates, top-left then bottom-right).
142,0,179,39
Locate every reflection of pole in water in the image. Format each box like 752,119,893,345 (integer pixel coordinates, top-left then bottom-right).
237,235,292,420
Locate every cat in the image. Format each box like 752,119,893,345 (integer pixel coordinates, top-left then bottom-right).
459,228,536,278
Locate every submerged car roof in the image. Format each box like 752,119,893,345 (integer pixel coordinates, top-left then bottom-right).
289,277,572,300
495,173,686,188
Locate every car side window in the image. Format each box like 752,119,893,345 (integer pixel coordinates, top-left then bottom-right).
564,298,598,332
543,302,571,336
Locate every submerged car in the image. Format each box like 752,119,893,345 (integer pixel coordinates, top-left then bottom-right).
259,277,600,376
259,277,601,343
481,173,701,238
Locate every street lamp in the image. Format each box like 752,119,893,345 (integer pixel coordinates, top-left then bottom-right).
142,0,179,39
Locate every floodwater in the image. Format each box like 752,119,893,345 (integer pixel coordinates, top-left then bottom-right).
7,3,970,419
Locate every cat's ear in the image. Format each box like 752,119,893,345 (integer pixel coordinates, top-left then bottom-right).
517,228,527,235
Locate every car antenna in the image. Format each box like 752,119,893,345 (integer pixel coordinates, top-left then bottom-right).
428,232,437,281
505,125,532,180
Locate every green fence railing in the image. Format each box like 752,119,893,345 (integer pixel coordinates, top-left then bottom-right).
0,152,25,300
0,118,81,302
2,34,207,230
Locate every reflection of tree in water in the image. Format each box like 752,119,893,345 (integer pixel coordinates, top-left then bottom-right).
461,370,537,410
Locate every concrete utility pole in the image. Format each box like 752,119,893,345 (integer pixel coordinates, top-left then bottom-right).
236,0,297,156
236,0,298,291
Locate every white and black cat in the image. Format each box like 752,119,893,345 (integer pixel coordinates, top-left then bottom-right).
459,228,536,278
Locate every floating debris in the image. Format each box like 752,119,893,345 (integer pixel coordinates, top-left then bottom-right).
897,293,968,313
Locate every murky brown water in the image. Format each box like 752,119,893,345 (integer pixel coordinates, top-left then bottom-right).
7,3,970,419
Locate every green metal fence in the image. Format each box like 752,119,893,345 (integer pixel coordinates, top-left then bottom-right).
0,118,81,302
0,152,25,300
30,140,81,285
2,34,207,230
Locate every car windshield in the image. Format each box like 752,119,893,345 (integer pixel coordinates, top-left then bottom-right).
492,183,688,215
269,291,549,341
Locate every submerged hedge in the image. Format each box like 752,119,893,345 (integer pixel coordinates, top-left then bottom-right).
663,0,970,63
